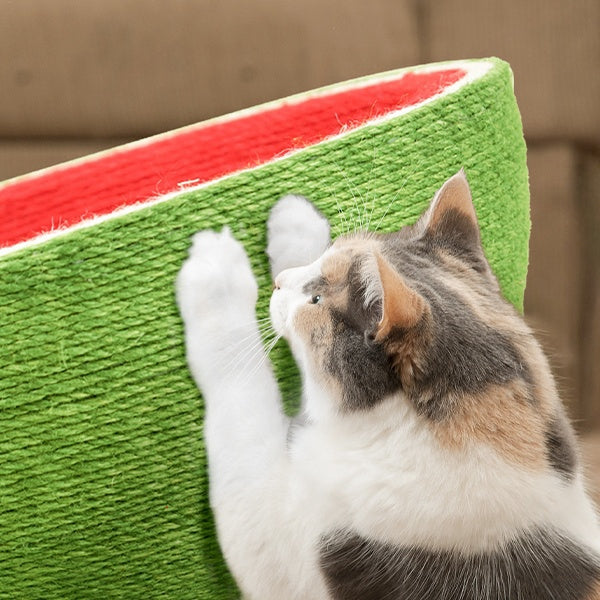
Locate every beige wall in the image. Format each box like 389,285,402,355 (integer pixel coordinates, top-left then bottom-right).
1,0,599,429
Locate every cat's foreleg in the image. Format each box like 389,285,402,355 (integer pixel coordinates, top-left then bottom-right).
176,228,290,554
267,195,330,279
266,195,331,426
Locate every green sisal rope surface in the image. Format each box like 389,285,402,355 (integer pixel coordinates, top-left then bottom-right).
0,59,528,598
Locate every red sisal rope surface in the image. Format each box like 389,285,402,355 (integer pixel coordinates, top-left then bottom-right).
0,69,464,248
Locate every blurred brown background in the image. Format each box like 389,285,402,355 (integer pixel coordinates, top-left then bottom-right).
1,0,598,490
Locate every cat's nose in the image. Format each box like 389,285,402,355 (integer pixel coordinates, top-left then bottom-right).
274,268,291,290
274,269,294,290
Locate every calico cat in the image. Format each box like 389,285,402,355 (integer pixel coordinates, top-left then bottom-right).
176,170,600,599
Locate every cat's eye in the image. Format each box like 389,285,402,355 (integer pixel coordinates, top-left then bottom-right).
310,295,321,305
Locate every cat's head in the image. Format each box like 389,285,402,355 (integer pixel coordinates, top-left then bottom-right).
269,170,527,419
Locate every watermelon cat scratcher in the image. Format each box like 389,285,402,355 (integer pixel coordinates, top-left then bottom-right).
0,58,529,598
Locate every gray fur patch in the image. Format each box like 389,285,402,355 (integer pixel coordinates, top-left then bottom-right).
410,281,531,419
424,207,489,273
382,241,531,419
302,276,327,296
326,261,401,410
545,416,578,480
327,308,400,410
320,529,600,600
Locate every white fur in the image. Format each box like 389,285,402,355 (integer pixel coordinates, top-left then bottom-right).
177,210,600,599
267,195,330,279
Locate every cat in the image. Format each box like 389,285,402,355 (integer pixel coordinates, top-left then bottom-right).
176,170,600,599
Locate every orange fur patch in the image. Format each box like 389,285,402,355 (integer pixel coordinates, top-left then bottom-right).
375,253,425,339
332,234,379,252
586,581,600,600
383,331,427,390
432,248,561,422
293,304,343,397
432,381,547,471
321,252,352,287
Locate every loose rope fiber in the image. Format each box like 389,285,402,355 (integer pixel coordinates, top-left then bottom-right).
0,59,528,598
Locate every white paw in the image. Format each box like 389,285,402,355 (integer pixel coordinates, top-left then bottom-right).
267,195,331,279
177,227,258,323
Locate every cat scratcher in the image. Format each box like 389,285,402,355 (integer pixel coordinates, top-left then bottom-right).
0,58,529,598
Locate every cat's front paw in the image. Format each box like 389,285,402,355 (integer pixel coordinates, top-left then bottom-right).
177,227,258,324
267,195,331,279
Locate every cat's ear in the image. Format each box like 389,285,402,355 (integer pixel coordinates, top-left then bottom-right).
375,253,426,340
414,169,487,269
364,251,427,341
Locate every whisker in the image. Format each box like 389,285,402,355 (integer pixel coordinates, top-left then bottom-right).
218,336,266,373
333,192,351,236
363,138,380,232
232,332,281,387
372,161,423,232
228,315,272,331
232,327,274,353
217,325,277,374
264,333,282,356
226,320,274,346
335,165,364,233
